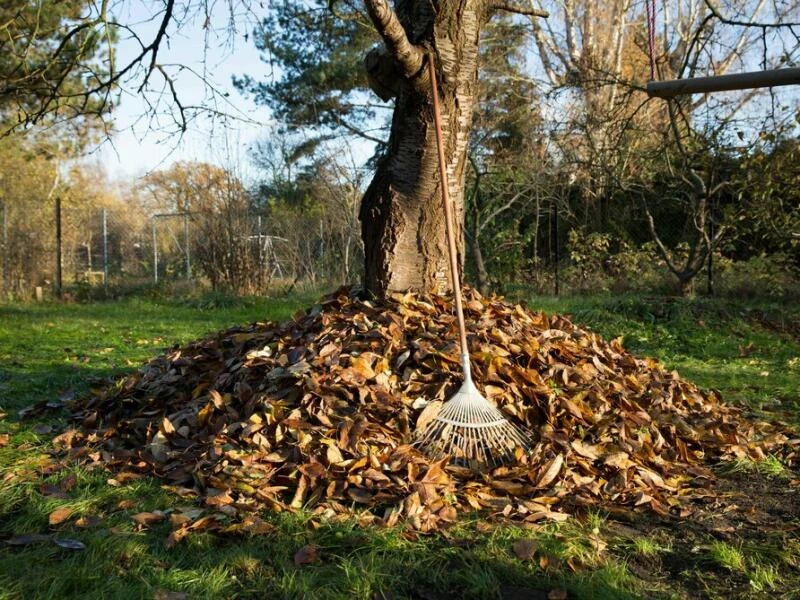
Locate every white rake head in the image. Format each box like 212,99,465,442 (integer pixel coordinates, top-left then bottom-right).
414,357,533,467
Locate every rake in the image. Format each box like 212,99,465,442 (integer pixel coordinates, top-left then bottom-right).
414,57,533,467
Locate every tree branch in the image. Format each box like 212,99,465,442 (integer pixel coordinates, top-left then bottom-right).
490,3,548,18
362,0,423,79
703,0,800,28
642,196,681,277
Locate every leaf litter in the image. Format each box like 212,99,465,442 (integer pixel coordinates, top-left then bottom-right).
61,287,797,537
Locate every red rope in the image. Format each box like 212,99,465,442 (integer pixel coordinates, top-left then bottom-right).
645,0,657,80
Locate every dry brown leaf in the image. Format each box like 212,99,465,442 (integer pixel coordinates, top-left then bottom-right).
74,514,103,528
571,440,599,460
414,401,442,433
512,538,539,561
293,544,319,566
48,507,73,526
347,488,374,504
604,452,635,470
40,484,70,499
326,444,344,465
132,512,166,526
537,454,564,488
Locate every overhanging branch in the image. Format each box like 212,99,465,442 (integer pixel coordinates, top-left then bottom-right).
491,3,549,18
362,0,423,79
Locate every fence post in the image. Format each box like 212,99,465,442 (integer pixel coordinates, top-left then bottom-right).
707,199,715,296
184,212,191,280
152,217,158,284
55,197,62,298
1,201,7,293
553,205,560,296
257,214,266,286
102,207,108,291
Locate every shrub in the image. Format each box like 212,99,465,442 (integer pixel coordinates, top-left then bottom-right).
716,253,800,299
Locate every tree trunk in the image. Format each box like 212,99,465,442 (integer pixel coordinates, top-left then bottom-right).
360,0,482,297
678,275,695,297
470,222,489,295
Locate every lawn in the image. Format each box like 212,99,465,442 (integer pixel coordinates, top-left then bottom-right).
1,291,798,599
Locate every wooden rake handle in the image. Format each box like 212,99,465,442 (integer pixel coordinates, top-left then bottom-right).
428,56,471,373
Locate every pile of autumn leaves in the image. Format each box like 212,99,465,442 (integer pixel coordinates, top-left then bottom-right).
68,287,797,532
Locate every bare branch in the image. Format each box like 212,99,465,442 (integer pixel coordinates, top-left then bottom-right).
703,0,800,29
640,193,683,278
490,3,548,18
362,0,423,79
138,0,176,92
155,64,186,133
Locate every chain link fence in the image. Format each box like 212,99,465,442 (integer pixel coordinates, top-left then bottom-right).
0,199,360,300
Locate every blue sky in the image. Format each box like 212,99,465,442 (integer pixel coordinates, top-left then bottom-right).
98,2,275,182
95,1,798,185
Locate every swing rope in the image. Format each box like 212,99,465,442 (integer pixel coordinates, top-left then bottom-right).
644,0,657,81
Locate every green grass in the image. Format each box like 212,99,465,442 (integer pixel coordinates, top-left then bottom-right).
716,455,789,479
522,294,800,423
627,536,671,558
707,542,746,572
1,292,799,599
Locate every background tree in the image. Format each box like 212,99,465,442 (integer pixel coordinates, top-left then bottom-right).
242,0,549,297
463,16,549,293
250,140,365,287
141,162,266,293
733,132,800,264
0,0,263,137
0,1,111,131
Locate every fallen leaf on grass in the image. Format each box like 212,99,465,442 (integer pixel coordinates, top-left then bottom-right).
132,512,166,526
164,528,189,549
154,591,188,600
74,514,103,528
107,472,142,487
294,544,319,566
0,434,9,447
222,515,275,535
58,473,78,491
48,507,73,525
512,539,539,561
40,484,70,499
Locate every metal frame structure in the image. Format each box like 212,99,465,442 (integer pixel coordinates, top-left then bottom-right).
647,66,800,98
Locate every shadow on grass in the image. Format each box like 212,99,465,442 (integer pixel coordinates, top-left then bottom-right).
0,363,137,419
0,489,644,600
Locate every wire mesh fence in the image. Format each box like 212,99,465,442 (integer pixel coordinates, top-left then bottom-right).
0,198,361,300
58,205,151,288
